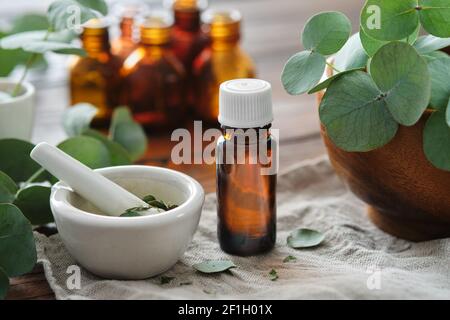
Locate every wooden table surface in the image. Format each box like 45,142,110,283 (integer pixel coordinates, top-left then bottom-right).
3,0,361,300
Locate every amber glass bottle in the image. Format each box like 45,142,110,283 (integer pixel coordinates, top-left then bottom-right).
120,13,186,131
193,10,255,125
168,0,209,109
70,19,122,127
216,79,277,256
112,15,137,60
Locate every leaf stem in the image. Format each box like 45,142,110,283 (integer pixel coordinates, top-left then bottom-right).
24,168,46,185
11,29,51,98
326,62,342,74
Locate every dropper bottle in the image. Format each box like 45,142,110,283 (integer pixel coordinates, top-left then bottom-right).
216,79,277,256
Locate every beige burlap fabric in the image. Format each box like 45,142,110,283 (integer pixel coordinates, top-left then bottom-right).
35,157,450,299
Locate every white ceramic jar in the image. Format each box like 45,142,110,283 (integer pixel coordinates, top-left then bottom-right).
0,78,35,140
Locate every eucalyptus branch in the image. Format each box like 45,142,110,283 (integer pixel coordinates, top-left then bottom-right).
11,29,51,98
326,61,342,74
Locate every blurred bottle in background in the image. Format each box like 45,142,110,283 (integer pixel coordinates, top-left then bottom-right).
166,0,209,112
193,9,255,126
120,11,186,132
70,19,122,127
112,14,138,60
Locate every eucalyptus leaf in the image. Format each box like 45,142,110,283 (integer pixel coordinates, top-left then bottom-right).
143,195,156,203
308,68,363,94
11,14,49,33
302,11,351,56
82,129,132,166
360,27,388,57
57,136,110,169
319,71,398,152
0,30,74,50
361,0,419,41
418,0,450,38
287,228,325,249
23,41,85,56
0,139,41,183
0,204,37,277
281,50,326,95
333,33,369,71
0,267,8,300
146,200,168,211
427,57,450,110
268,269,278,281
283,255,297,263
110,107,147,161
120,211,142,217
13,186,53,225
63,103,98,137
193,260,236,274
414,35,450,54
0,171,18,203
370,42,431,126
423,111,450,171
48,0,108,31
422,51,450,62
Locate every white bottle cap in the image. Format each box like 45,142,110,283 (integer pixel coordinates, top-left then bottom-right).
219,79,273,128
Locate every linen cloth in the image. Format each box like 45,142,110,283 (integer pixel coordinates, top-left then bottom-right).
35,157,450,299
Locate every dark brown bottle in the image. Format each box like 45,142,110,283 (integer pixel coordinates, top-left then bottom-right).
216,79,277,256
70,19,122,127
120,12,186,131
168,0,209,109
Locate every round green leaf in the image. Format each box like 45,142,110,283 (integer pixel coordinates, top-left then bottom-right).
0,139,41,183
57,136,110,169
0,171,18,203
13,186,53,225
0,30,74,50
0,267,9,300
11,14,49,33
0,204,37,277
281,50,326,95
427,57,450,111
287,228,325,249
320,71,398,152
370,42,431,126
22,41,86,56
83,129,132,166
361,0,419,41
414,35,450,54
423,111,450,171
302,11,351,55
48,0,108,31
110,108,147,161
193,260,236,274
333,33,369,71
63,103,98,137
418,0,450,38
422,51,450,62
360,23,419,57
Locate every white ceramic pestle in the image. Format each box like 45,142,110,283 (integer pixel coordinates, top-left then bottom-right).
30,142,149,217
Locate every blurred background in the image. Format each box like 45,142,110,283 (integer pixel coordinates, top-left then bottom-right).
0,0,361,145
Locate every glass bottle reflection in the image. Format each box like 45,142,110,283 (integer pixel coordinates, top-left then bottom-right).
193,10,256,125
120,12,186,132
70,19,122,127
112,15,137,60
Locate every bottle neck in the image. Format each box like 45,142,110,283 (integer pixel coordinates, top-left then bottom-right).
82,32,111,57
174,9,201,31
222,124,272,143
120,17,134,40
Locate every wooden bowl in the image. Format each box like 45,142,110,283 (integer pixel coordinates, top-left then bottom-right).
318,93,450,241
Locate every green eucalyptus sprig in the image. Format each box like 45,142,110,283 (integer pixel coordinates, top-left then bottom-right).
0,104,147,299
282,0,450,171
0,0,108,97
